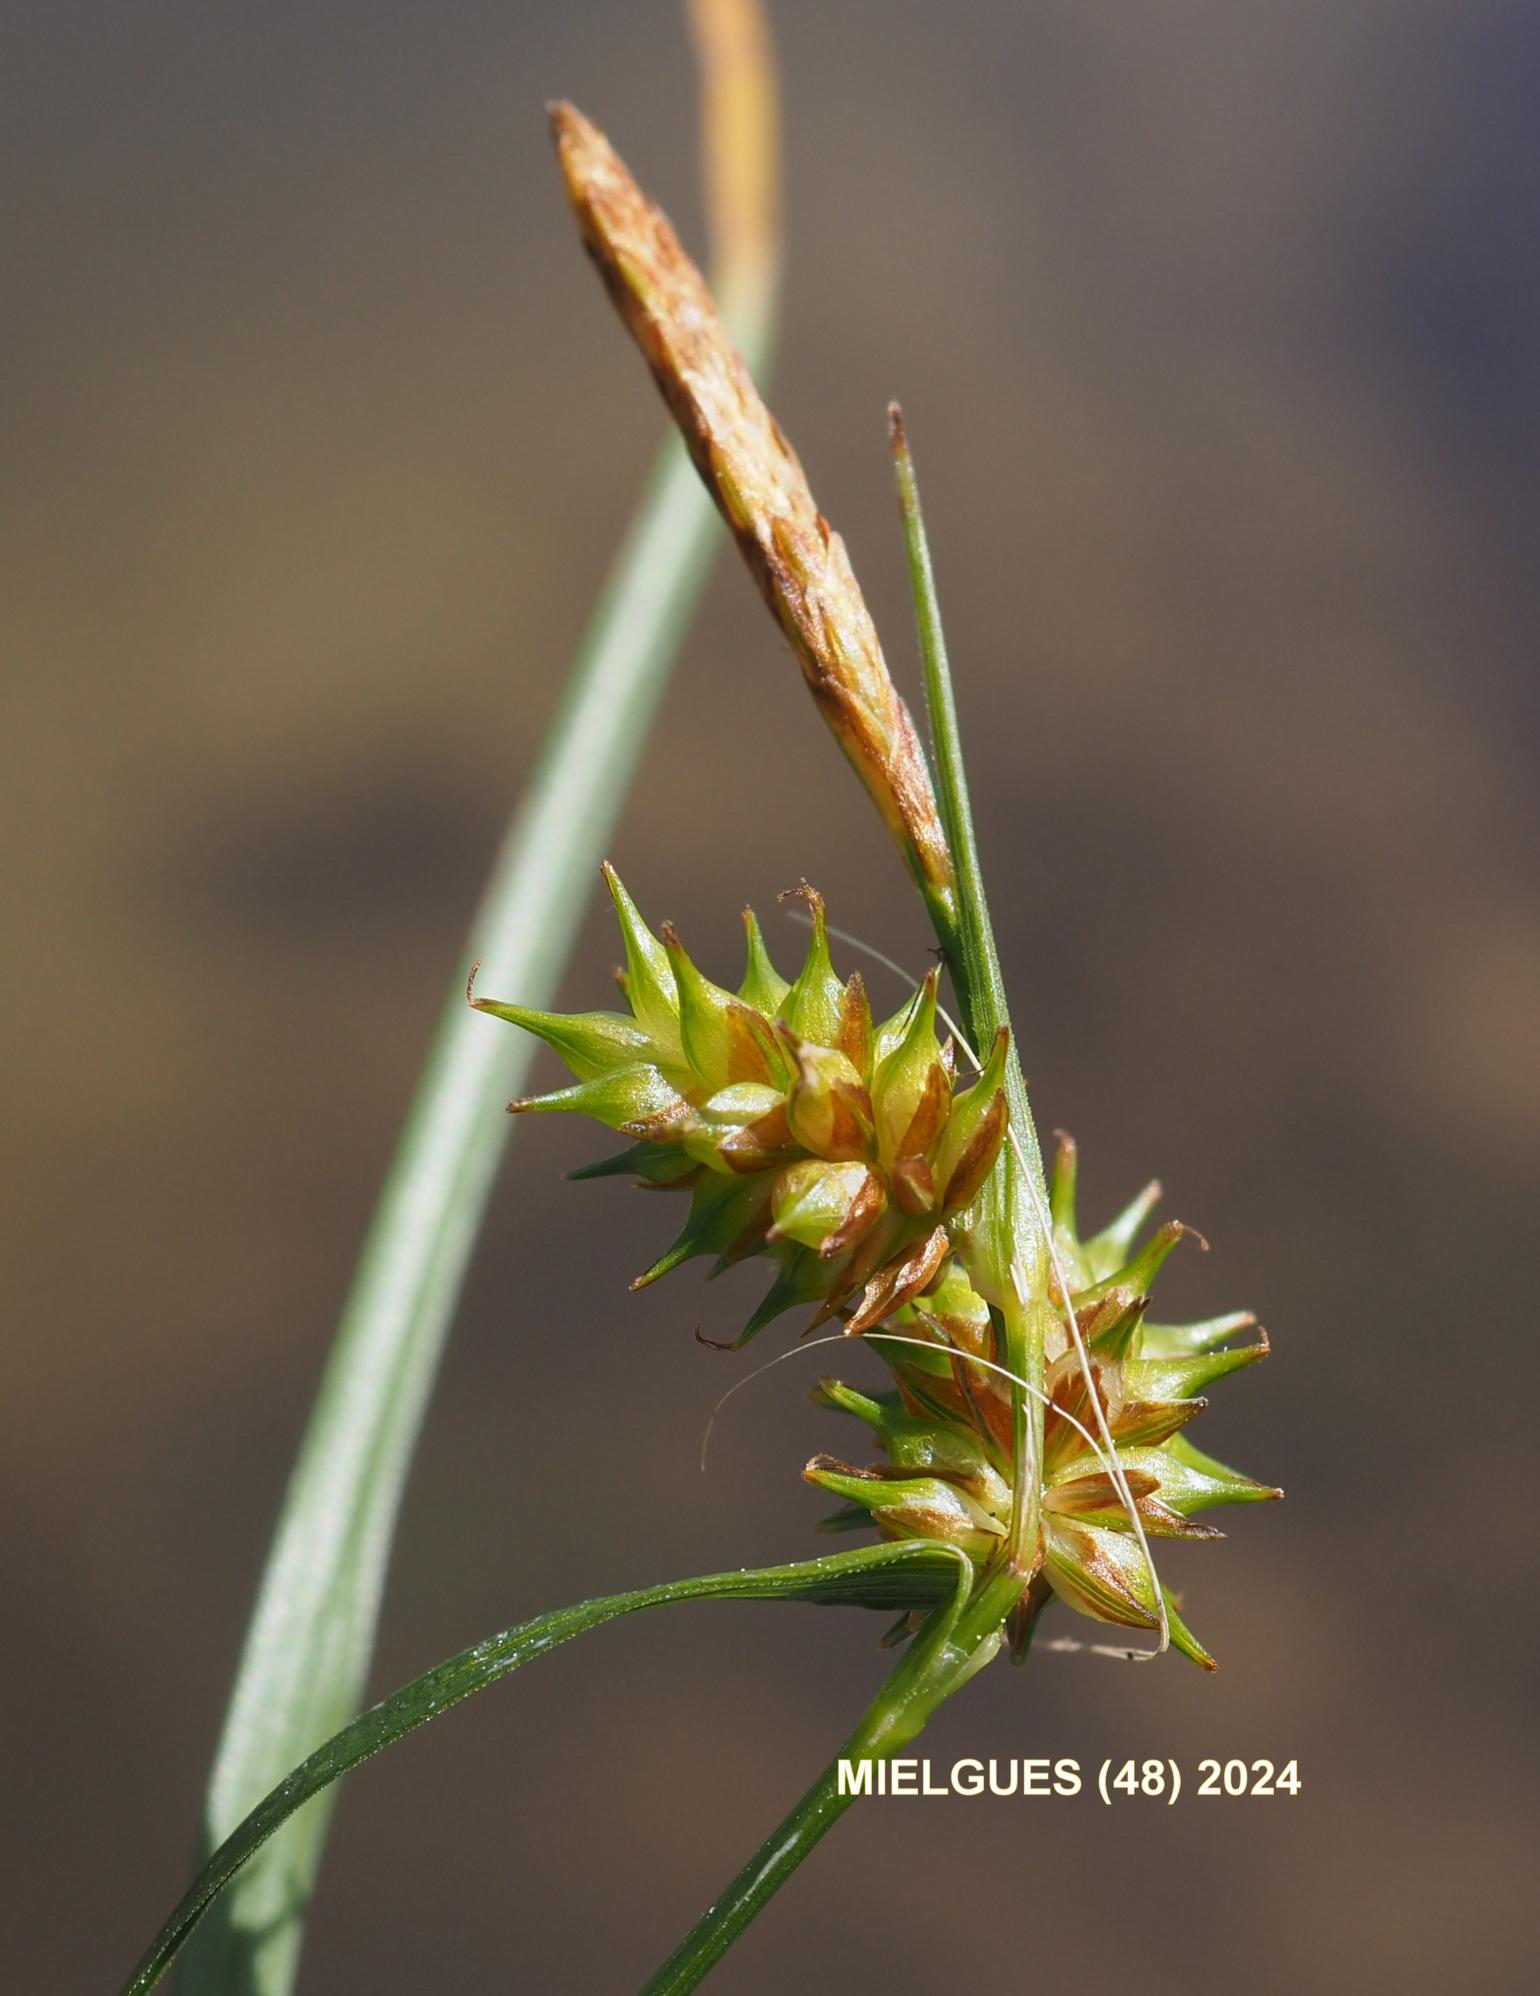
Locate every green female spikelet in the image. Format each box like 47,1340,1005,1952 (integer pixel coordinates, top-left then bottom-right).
807,1133,1281,1665
474,889,1276,1666
471,865,1007,1344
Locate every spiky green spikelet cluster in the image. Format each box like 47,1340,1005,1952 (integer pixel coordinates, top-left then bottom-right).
472,874,1277,1666
471,866,1010,1342
806,1134,1280,1666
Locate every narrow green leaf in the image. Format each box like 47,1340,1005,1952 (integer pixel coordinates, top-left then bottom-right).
888,406,1046,1220
122,1544,960,1996
177,48,782,1993
889,405,1049,1576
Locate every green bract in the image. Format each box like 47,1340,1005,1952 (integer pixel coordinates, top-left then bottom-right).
471,867,1010,1342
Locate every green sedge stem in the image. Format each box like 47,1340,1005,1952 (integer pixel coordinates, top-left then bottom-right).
639,1548,990,1994
638,1754,856,1995
889,404,1047,1579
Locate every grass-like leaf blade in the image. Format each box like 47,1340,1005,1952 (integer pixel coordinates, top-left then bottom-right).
173,10,781,1991
123,1542,962,1995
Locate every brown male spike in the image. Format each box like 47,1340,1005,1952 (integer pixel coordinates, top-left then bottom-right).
549,101,956,921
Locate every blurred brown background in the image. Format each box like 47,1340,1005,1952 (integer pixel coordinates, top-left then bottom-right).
5,1,1538,1989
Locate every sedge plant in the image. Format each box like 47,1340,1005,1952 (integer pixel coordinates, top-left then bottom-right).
123,67,1277,1996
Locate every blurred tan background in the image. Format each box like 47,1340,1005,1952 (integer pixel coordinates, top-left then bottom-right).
5,1,1538,1989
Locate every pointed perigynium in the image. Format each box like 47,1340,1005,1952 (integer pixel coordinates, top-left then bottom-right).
549,102,955,918
471,866,1007,1342
805,1134,1280,1669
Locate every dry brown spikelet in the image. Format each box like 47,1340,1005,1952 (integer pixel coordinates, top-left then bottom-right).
550,101,955,912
